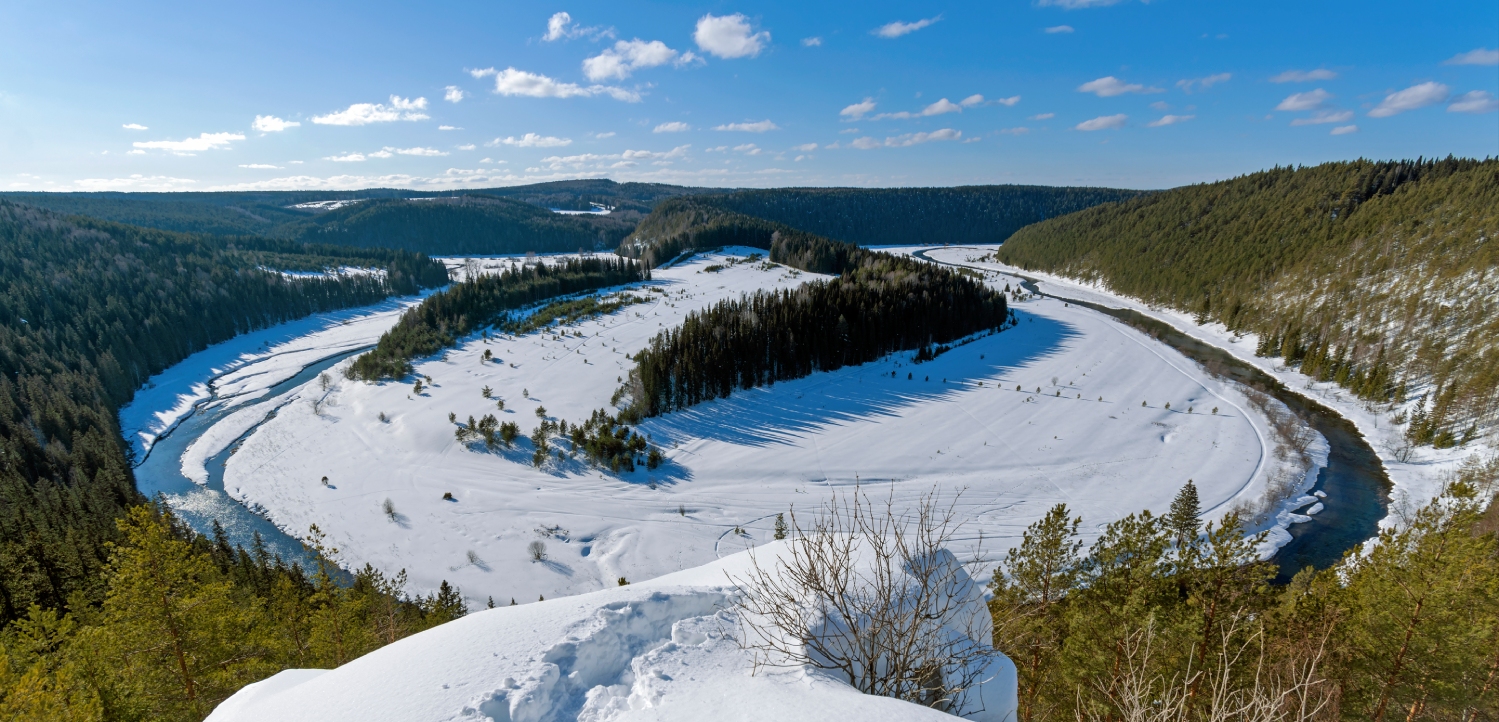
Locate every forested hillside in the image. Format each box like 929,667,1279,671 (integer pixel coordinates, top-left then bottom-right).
995,157,1499,446
0,200,447,622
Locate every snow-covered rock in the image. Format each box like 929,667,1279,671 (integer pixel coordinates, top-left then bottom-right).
207,544,1017,722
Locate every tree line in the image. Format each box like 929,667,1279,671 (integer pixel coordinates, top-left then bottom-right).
628,245,1009,417
348,256,646,381
995,157,1499,446
991,457,1499,721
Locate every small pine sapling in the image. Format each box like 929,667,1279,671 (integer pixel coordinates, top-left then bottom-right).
1212,406,1219,415
1165,402,1171,410
482,385,493,399
442,491,454,501
449,412,457,423
496,398,505,411
382,498,397,521
535,405,547,419
413,379,423,395
618,577,629,586
773,513,788,540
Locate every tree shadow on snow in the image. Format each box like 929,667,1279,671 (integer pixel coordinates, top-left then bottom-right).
642,314,1080,449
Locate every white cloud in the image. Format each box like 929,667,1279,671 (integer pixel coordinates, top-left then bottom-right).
849,128,962,149
1150,101,1170,111
72,174,197,191
961,94,985,107
457,144,476,150
252,115,300,132
312,96,429,125
1038,0,1124,8
444,86,466,103
1330,125,1358,135
1368,82,1448,117
792,143,817,151
874,16,941,38
1029,112,1055,120
1275,88,1332,111
921,98,963,116
1289,109,1354,126
841,98,877,120
583,39,682,81
694,14,769,59
996,95,1021,106
802,37,822,47
122,123,148,130
873,96,994,120
1270,69,1338,83
389,146,448,156
732,143,762,155
542,12,613,42
1443,48,1499,66
132,131,245,153
998,127,1029,135
1078,76,1161,97
238,164,281,169
494,133,573,148
654,121,692,133
1075,114,1127,131
1147,114,1194,127
439,125,458,130
839,127,860,134
325,153,366,162
1176,73,1231,93
469,67,497,79
714,119,779,132
368,150,393,158
1448,90,1498,114
1045,25,1074,34
593,131,616,139
488,67,640,102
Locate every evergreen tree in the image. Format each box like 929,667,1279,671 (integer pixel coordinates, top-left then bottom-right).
989,504,1083,722
1166,479,1201,550
773,513,788,541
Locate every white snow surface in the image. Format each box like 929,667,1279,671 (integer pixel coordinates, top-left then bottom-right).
207,542,1017,722
928,244,1486,537
208,247,1293,608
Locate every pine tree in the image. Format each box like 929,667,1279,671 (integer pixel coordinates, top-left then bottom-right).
773,513,788,541
989,504,1082,722
1166,479,1201,550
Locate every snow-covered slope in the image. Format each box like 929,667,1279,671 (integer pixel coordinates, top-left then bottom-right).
207,543,1018,722
200,247,1298,607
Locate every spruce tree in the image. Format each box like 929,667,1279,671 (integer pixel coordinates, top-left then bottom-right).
1166,479,1201,549
773,513,788,540
989,504,1083,722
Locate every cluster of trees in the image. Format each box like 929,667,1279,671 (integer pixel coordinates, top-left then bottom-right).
564,409,660,473
995,157,1499,445
991,457,1499,722
0,505,466,721
628,249,1009,416
0,200,446,624
348,256,646,380
497,293,644,337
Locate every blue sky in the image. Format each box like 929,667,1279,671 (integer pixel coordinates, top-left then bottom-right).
2,0,1495,192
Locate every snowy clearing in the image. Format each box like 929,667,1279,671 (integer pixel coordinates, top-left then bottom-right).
207,542,1017,722
205,247,1296,608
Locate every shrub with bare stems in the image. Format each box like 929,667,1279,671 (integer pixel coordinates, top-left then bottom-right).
729,487,998,714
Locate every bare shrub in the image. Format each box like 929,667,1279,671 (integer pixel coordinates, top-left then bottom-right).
527,540,547,562
730,487,994,713
318,371,332,391
310,397,324,416
382,498,397,522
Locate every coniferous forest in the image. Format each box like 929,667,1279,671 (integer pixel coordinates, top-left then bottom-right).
995,158,1499,446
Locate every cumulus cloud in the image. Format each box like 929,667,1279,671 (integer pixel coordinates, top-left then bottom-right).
1448,90,1498,114
654,122,692,133
1078,76,1161,97
848,128,961,149
1147,114,1194,127
1038,0,1124,8
439,125,458,131
1075,114,1127,131
325,153,366,162
584,39,691,81
72,174,196,191
238,164,281,169
1176,73,1231,93
312,96,429,125
1275,89,1331,111
132,132,245,153
487,67,639,102
457,144,475,150
1029,112,1055,120
732,143,762,155
1270,69,1338,83
1330,125,1358,135
1443,48,1499,66
802,37,822,47
841,98,877,120
714,119,779,132
1289,109,1354,126
792,143,817,151
874,16,941,38
542,12,612,42
535,145,690,171
122,123,148,130
593,131,616,138
493,133,573,148
694,14,769,59
1368,82,1449,117
444,86,466,103
390,146,448,156
873,96,997,120
1045,25,1074,33
252,115,300,132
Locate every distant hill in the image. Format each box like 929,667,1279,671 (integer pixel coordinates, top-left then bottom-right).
994,157,1499,446
619,184,1145,267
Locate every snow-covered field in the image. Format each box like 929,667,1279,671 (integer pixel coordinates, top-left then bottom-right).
197,247,1299,608
921,244,1486,535
207,542,1017,722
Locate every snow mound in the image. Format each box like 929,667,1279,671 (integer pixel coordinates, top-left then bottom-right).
207,544,1016,722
